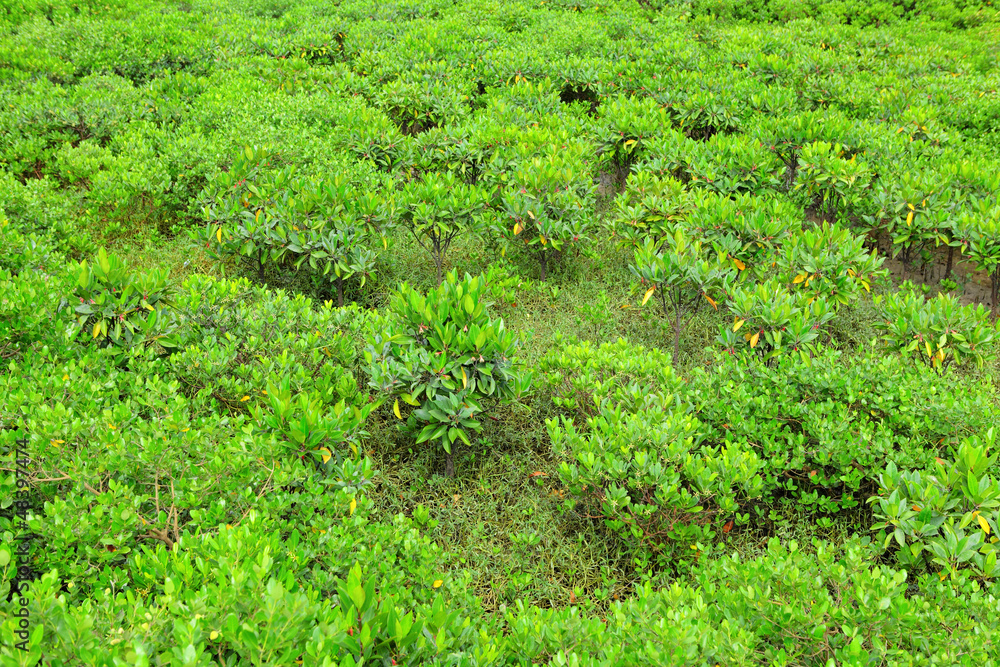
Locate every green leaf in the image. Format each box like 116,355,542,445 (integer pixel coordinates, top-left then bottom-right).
98,247,111,275
348,583,365,611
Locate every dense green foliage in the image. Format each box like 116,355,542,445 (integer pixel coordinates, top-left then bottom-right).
2,0,1000,665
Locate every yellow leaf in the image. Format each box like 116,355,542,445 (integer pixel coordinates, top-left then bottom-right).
144,304,154,311
62,374,69,381
527,210,535,220
704,293,717,310
793,274,807,284
750,332,760,348
907,203,915,211
936,349,946,363
93,321,101,339
382,236,388,250
240,396,250,402
393,399,402,420
642,286,656,305
847,268,856,277
461,368,468,388
539,234,547,246
978,514,991,534
433,579,443,588
513,222,523,235
734,259,746,271
210,631,220,641
906,211,914,227
623,139,637,149
925,341,933,358
862,280,871,293
733,319,745,333
319,447,332,464
349,498,357,515
216,227,222,243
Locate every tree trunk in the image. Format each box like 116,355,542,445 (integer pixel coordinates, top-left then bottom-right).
335,275,344,308
444,450,455,477
674,299,681,369
944,245,954,282
539,250,547,282
783,153,798,192
992,271,999,322
433,235,444,286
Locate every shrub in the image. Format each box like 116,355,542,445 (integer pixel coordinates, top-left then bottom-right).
378,77,471,134
507,536,1000,665
594,95,669,181
163,275,377,417
269,177,395,306
871,429,999,579
752,110,866,191
548,388,766,572
776,222,885,307
3,509,494,666
668,89,741,140
684,132,784,196
193,145,292,283
0,216,70,361
686,345,995,515
630,230,734,366
955,201,1000,319
397,172,491,286
496,154,595,281
793,140,873,220
195,147,395,302
685,190,799,275
68,247,177,353
365,270,532,476
716,278,835,362
867,169,961,280
608,172,693,250
248,374,377,470
875,284,999,370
